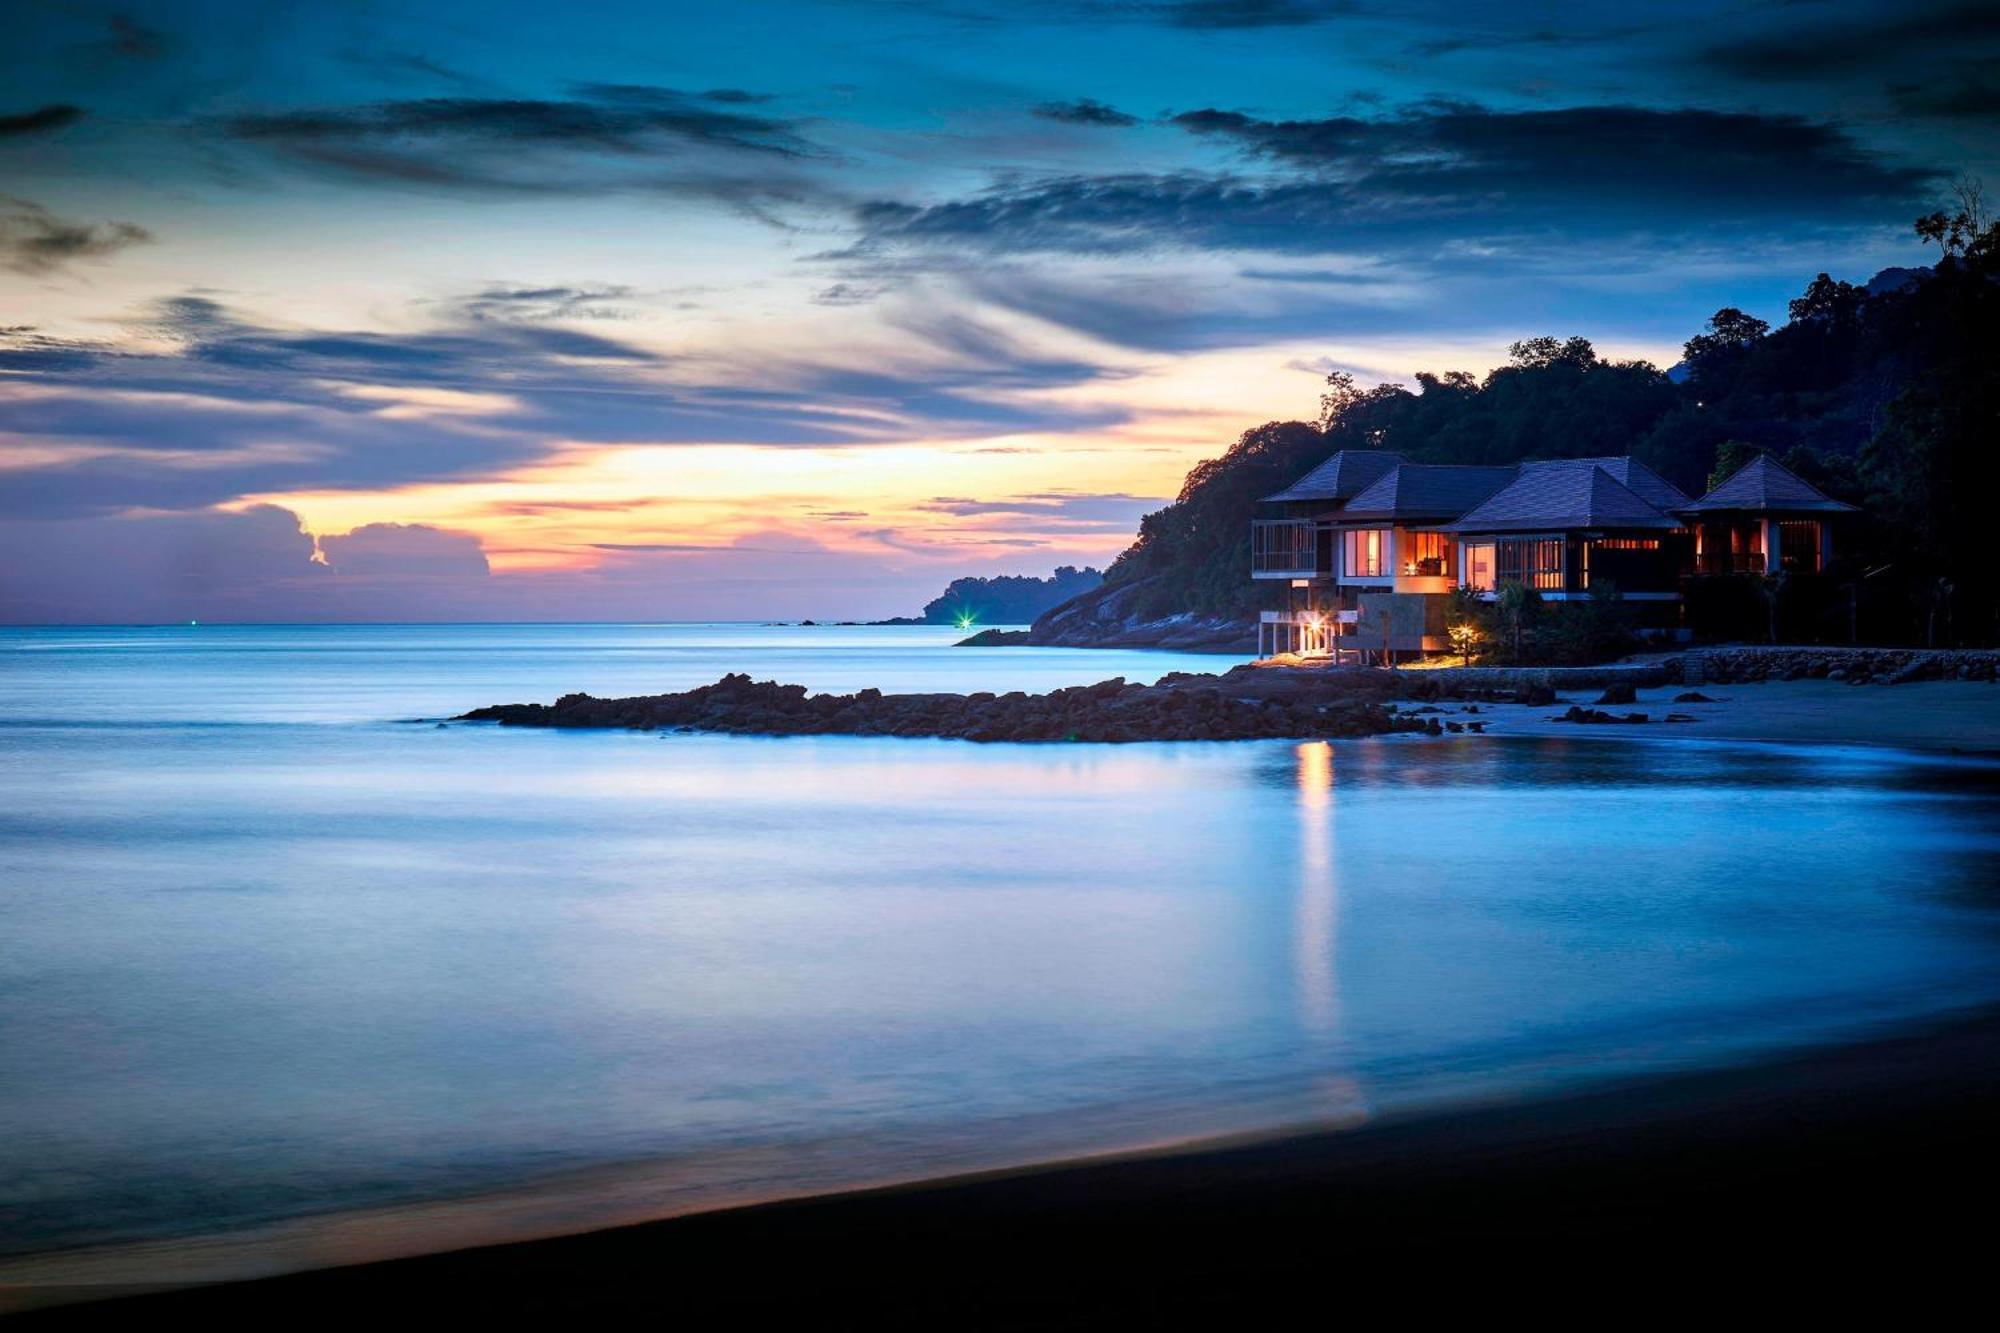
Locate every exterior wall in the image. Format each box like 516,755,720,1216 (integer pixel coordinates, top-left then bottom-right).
1353,591,1449,656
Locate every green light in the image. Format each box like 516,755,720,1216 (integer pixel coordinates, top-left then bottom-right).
188,620,199,627
955,612,977,631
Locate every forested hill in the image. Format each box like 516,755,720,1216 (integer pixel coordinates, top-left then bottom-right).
1083,206,2000,644
887,566,1103,626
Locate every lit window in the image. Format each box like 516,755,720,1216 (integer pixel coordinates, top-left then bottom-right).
1341,528,1391,578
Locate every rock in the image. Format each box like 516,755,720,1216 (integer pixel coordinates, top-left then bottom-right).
1594,683,1637,705
457,666,1437,744
1518,684,1556,707
1673,691,1717,703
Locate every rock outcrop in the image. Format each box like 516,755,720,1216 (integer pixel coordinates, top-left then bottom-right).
458,667,1440,743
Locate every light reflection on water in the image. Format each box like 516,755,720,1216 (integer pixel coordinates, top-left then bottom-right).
3,625,2000,1281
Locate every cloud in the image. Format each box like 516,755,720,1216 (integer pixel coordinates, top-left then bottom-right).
0,505,507,623
0,291,1125,516
849,103,1935,261
215,85,833,200
1159,0,1350,29
1889,61,2000,122
0,105,84,137
453,285,637,321
0,195,152,275
1698,3,2000,83
316,523,490,578
1032,99,1139,127
812,281,883,306
102,14,170,61
917,490,1164,528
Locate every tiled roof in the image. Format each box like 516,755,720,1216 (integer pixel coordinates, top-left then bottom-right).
1681,454,1858,513
1525,456,1693,512
1336,464,1519,521
1437,460,1683,533
1261,450,1405,504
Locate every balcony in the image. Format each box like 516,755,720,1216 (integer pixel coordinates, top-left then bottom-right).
1251,519,1321,578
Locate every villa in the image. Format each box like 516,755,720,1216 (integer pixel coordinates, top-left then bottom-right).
1251,451,1856,659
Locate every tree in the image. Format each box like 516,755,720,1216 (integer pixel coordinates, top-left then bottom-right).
1494,582,1541,663
1682,308,1770,369
1788,273,1862,326
1507,335,1597,370
1708,440,1762,491
1317,369,1365,430
1916,176,1991,258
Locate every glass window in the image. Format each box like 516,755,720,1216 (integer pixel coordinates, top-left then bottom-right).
1401,530,1455,577
1464,542,1496,592
1341,528,1390,578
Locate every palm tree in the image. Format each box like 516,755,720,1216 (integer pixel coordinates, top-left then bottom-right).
1494,582,1538,663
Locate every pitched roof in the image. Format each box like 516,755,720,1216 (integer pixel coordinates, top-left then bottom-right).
1437,460,1682,533
1526,456,1693,512
1336,464,1519,522
1681,454,1858,513
1261,450,1405,504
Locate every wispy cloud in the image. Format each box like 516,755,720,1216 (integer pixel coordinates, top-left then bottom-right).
0,195,152,275
1031,98,1139,127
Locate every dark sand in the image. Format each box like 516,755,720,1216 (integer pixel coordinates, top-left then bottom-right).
25,1007,2000,1326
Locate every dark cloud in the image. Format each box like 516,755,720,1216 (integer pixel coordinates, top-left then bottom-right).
1160,0,1350,29
215,85,831,200
1032,99,1139,127
224,86,818,157
0,195,152,275
1890,60,2000,122
1699,3,2000,83
0,104,84,137
850,103,1934,260
104,14,170,61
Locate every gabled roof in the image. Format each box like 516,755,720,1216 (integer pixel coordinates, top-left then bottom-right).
1336,464,1519,522
1261,450,1405,504
1681,454,1858,514
1525,456,1693,512
1436,460,1682,533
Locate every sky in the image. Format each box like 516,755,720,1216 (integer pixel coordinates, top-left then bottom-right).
1,0,1994,622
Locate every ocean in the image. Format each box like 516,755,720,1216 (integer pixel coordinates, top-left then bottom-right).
4,623,1999,1282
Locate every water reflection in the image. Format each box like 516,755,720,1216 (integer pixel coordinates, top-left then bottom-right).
1294,741,1339,1034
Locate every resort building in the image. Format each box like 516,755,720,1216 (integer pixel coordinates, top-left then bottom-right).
1251,451,1855,659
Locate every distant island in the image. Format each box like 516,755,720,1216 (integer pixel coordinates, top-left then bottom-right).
876,566,1103,628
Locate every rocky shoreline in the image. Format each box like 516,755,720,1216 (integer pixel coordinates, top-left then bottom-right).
962,576,1255,653
456,667,1471,743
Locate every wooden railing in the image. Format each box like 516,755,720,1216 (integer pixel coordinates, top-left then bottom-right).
1251,520,1320,576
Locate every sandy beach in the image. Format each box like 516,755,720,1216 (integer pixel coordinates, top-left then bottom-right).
27,1004,2000,1324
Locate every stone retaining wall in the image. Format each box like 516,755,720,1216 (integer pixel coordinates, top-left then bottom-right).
1681,646,2000,686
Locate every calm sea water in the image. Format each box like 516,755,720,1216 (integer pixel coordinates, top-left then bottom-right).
4,624,2000,1281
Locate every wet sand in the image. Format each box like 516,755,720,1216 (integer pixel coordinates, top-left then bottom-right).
24,1006,2000,1325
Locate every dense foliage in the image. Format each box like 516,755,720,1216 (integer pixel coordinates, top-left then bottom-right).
910,566,1103,626
1101,200,2000,645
